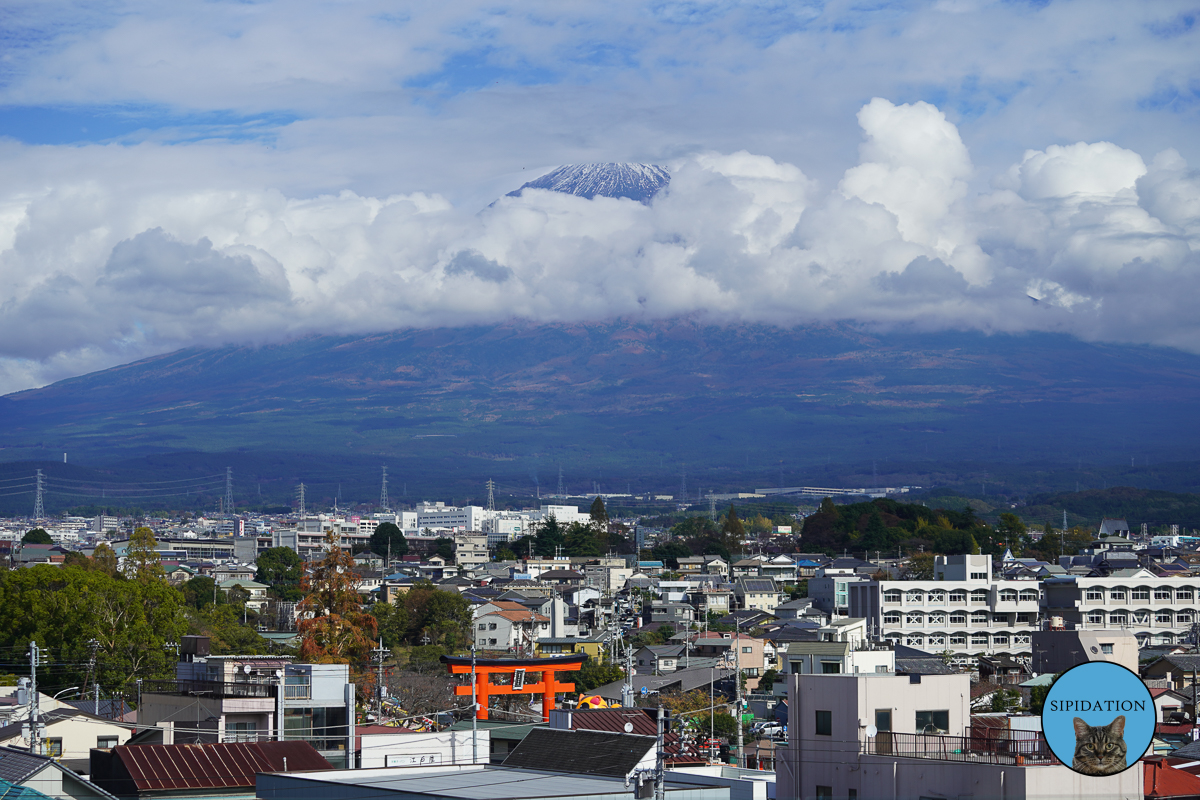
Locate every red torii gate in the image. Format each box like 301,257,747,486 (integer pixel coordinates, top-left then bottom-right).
441,653,587,722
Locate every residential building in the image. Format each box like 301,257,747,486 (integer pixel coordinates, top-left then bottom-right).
777,672,1142,800
1031,628,1138,674
218,578,268,611
635,645,685,674
0,745,115,800
808,566,865,617
848,554,1041,660
0,709,131,763
137,640,356,768
535,635,607,659
691,632,766,687
474,607,551,652
646,601,695,628
733,577,781,614
1041,573,1200,646
452,534,489,571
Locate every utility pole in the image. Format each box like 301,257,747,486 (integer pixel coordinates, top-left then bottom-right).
373,638,389,722
622,642,635,708
470,645,479,764
33,469,44,522
654,704,665,800
735,620,744,768
27,641,43,754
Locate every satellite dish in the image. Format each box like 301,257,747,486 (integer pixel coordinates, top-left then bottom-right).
624,722,634,733
243,664,252,674
866,724,878,737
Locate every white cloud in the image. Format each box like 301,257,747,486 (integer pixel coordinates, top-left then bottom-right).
2,96,1200,394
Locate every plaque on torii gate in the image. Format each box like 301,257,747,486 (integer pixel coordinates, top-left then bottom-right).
441,653,587,721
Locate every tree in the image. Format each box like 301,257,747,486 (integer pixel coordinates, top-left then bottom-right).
434,538,455,563
91,543,118,577
370,600,411,649
297,531,378,664
256,547,303,599
386,670,455,716
564,658,625,692
533,515,566,558
181,576,219,609
370,523,408,562
403,581,472,651
905,552,936,580
722,506,745,539
125,527,165,581
589,496,609,526
650,541,692,570
186,604,273,655
22,529,52,545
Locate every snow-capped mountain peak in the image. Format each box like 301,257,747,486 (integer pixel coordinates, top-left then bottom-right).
507,163,670,204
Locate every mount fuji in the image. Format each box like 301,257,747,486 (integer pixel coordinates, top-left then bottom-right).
506,163,671,204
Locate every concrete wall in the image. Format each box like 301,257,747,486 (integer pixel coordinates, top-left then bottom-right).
359,731,491,768
1031,629,1139,674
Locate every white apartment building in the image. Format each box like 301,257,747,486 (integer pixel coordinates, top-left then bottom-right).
483,513,528,546
1041,572,1200,646
848,555,1041,660
453,533,489,571
777,671,1142,800
414,503,488,533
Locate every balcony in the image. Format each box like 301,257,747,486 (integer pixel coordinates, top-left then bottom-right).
862,731,1059,766
141,679,277,699
285,683,312,700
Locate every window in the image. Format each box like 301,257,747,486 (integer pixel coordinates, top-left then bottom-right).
1019,589,1039,602
821,662,841,674
949,613,967,625
1156,611,1172,624
905,636,924,646
915,710,949,733
746,667,759,676
1015,633,1031,645
1100,643,1114,654
1109,613,1128,625
478,623,486,630
489,623,498,630
949,591,967,604
971,572,987,580
883,590,902,603
906,590,924,604
992,634,1009,646
1131,588,1150,601
875,710,892,731
928,613,945,625
1110,589,1126,601
1085,589,1103,601
927,635,945,647
906,613,923,626
1177,589,1194,602
849,790,857,800
1088,612,1104,624
97,736,118,749
816,786,833,800
742,646,753,653
970,590,988,604
1017,613,1034,624
1155,588,1173,601
1000,589,1018,602
949,634,966,645
971,633,988,645
228,721,258,743
883,612,902,625
43,738,62,758
928,590,946,603
489,638,497,645
1179,612,1194,624
971,612,988,625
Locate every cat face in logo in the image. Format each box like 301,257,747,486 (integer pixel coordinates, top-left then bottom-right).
1072,715,1127,776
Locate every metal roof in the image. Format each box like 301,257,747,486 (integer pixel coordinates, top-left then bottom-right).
109,741,331,790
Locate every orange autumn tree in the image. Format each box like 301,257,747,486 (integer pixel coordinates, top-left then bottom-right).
297,531,378,670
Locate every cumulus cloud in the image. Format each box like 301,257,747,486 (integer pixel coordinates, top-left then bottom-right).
2,97,1200,393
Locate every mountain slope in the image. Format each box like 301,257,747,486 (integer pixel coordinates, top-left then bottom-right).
5,321,1200,498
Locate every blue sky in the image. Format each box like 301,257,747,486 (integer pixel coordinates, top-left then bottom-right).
0,0,1198,392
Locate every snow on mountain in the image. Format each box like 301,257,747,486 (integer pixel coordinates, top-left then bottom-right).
506,163,671,204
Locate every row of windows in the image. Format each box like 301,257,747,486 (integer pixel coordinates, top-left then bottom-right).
887,633,1032,647
814,709,948,736
882,588,1038,604
1086,610,1195,625
883,612,1036,626
1083,587,1195,602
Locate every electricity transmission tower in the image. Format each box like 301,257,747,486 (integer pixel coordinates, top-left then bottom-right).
33,469,44,521
380,466,391,511
557,466,564,497
297,483,306,519
224,467,233,516
486,479,495,511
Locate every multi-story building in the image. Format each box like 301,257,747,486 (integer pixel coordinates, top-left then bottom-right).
808,566,866,617
453,533,489,571
848,555,1041,661
138,637,356,767
777,671,1142,800
414,503,487,533
733,577,781,613
1040,572,1200,647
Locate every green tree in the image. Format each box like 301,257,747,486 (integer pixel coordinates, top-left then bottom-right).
533,516,566,558
256,547,303,600
589,496,609,526
370,522,409,562
125,527,165,582
181,575,219,609
722,506,745,538
186,605,272,655
650,541,692,570
91,543,119,577
22,529,52,545
434,537,455,563
371,600,411,649
403,581,472,650
565,658,625,692
494,546,517,561
905,552,936,580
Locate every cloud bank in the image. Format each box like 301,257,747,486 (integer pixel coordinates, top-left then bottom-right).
3,97,1200,394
